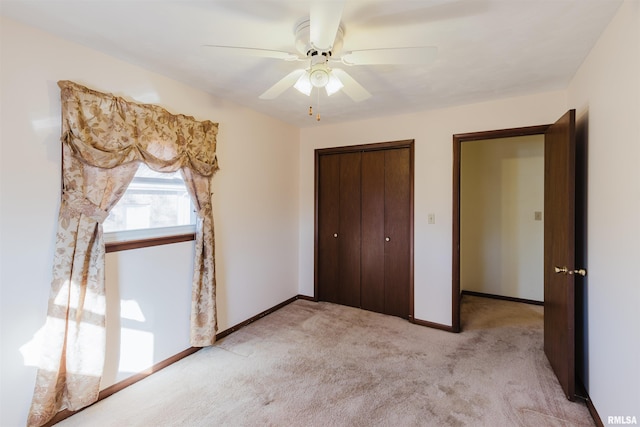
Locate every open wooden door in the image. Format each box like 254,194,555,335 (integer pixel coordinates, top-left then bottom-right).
544,109,579,401
452,114,583,400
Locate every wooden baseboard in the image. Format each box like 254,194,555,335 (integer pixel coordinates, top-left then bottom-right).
412,317,458,333
45,294,605,427
46,294,308,425
100,347,200,401
585,395,604,427
461,290,544,306
309,296,457,333
43,346,200,426
215,295,299,339
575,380,604,427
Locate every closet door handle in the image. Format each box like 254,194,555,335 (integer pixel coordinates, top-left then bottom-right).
385,237,390,242
333,233,338,238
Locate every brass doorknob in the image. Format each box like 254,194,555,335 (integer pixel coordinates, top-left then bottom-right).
554,266,587,276
554,266,568,274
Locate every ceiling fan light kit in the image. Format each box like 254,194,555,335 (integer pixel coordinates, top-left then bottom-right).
293,61,344,97
325,72,344,96
293,71,312,96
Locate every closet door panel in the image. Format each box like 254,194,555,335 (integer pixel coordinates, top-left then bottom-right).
384,148,411,318
361,150,385,313
338,152,362,307
317,154,340,304
317,141,412,318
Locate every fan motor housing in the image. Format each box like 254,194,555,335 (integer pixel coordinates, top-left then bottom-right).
294,18,344,57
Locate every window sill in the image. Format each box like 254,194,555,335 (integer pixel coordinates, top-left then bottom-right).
105,233,195,253
105,225,196,253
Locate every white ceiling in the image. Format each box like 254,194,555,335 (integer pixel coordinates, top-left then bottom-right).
1,0,622,128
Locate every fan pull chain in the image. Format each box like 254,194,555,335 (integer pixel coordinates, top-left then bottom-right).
316,87,321,121
307,56,314,117
306,88,321,121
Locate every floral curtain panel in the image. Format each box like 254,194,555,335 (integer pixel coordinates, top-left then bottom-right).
28,81,219,427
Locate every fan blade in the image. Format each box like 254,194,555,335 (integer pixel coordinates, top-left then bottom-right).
259,69,307,100
341,47,437,65
331,68,371,102
310,0,345,51
203,45,300,61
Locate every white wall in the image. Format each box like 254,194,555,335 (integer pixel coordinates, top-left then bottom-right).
0,17,300,427
102,243,194,388
299,90,567,325
567,1,640,422
460,136,544,301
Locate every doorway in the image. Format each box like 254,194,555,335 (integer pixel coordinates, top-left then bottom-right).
451,111,583,401
452,125,550,332
459,134,545,303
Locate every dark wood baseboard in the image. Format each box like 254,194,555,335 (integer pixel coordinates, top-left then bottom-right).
414,290,543,333
585,395,604,427
45,294,604,427
412,317,458,333
311,297,457,333
463,293,602,426
43,346,200,426
46,294,310,425
100,347,200,400
461,290,544,306
575,380,604,427
215,295,299,339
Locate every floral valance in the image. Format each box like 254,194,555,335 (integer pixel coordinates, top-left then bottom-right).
58,80,219,176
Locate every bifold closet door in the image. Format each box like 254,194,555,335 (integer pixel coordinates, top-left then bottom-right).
383,148,411,318
317,152,361,308
361,151,385,312
361,148,411,318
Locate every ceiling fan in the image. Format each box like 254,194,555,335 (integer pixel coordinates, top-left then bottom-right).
204,1,437,112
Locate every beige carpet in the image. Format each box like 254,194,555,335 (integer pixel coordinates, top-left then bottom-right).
58,296,593,426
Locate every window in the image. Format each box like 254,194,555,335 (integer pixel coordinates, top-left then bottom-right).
104,164,196,244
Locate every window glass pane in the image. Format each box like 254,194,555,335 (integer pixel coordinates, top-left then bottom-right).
104,164,195,233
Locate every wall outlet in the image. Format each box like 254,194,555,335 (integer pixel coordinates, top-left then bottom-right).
428,213,436,224
534,211,542,221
